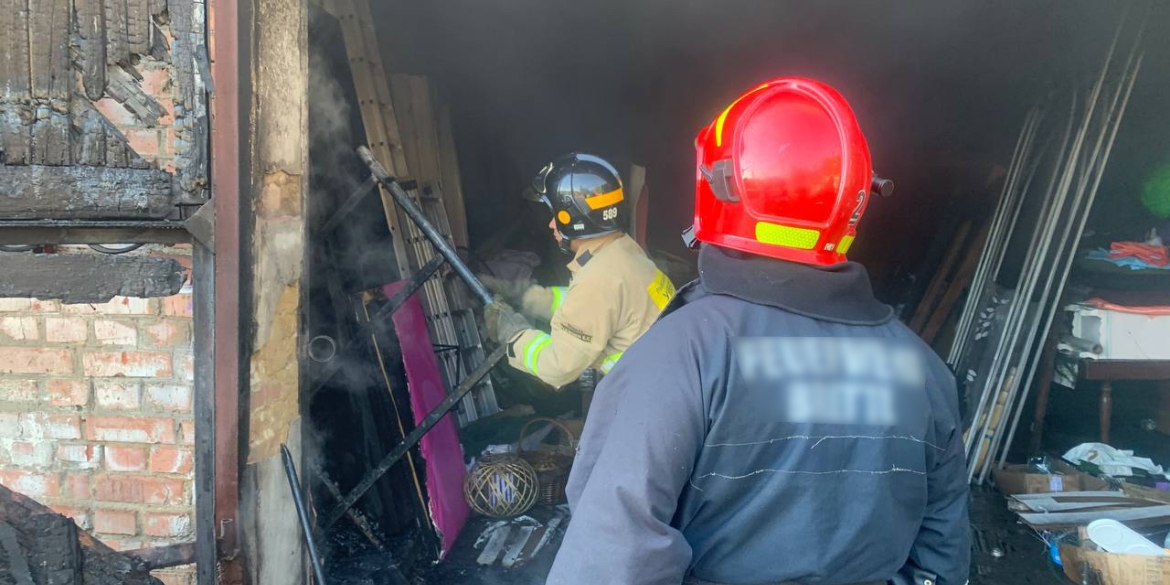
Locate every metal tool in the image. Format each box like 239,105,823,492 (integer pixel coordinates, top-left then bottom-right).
281,444,328,585
357,146,493,306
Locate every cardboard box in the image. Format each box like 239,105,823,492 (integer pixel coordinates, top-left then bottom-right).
1060,541,1170,585
993,460,1110,495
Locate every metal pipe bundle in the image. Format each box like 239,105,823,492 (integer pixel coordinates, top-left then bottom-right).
954,12,1146,483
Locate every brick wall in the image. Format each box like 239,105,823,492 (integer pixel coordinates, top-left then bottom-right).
0,247,197,585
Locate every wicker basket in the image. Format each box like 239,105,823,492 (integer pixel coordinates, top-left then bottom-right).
517,418,577,506
463,454,539,518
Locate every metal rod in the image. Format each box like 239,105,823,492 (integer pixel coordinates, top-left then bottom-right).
357,146,493,306
994,45,1144,474
321,344,508,531
321,176,376,233
281,444,328,585
948,107,1041,365
980,16,1136,479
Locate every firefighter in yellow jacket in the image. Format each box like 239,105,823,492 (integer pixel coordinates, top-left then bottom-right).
483,153,674,390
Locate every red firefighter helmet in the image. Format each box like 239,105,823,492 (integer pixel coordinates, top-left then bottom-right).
689,77,892,266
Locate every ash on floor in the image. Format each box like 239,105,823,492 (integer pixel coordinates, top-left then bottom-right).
969,486,1072,585
422,507,568,585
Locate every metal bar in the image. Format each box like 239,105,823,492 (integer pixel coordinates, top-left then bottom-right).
126,542,199,570
975,18,1131,481
321,344,508,531
994,45,1144,475
947,107,1039,365
210,0,245,576
192,241,217,584
357,146,493,306
321,176,376,233
281,444,328,585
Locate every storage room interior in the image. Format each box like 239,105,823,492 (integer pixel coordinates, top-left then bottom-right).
298,1,1170,583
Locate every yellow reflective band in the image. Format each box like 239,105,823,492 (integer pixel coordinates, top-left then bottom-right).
584,187,624,210
524,334,553,375
550,287,567,314
714,83,772,148
600,352,624,374
755,222,820,250
646,270,675,311
838,234,856,255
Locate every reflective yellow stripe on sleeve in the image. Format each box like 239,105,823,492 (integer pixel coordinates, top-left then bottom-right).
550,287,567,314
600,352,623,374
523,333,553,375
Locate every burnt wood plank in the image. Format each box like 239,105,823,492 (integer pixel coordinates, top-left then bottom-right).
107,65,166,126
106,0,130,65
0,253,186,303
78,0,109,100
127,0,150,54
1,0,32,164
29,0,72,165
72,96,108,165
166,0,194,108
150,0,167,18
0,165,174,219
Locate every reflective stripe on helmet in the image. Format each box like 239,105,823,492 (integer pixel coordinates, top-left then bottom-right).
754,222,821,250
837,234,856,255
584,187,624,210
600,352,623,374
550,287,567,314
523,333,553,375
715,82,773,147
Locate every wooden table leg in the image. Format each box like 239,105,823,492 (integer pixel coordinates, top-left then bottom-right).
1100,380,1113,443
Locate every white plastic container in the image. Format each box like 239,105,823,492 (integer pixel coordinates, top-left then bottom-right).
1087,519,1169,556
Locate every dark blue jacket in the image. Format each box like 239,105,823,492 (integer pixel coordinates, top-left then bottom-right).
547,245,970,585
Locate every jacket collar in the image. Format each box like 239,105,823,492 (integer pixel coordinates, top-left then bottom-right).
690,244,894,325
567,232,625,274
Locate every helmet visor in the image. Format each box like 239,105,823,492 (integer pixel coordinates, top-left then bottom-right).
524,161,556,211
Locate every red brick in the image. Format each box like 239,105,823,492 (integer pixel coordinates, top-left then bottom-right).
0,299,31,312
0,379,38,403
9,441,53,467
65,473,91,499
63,297,156,315
104,445,148,471
0,347,74,375
94,319,138,346
29,299,61,313
143,512,191,538
145,384,192,412
86,416,175,444
101,538,146,552
94,508,138,536
95,97,137,127
178,421,195,446
161,294,194,318
45,317,88,343
175,353,194,382
0,412,18,438
126,128,163,159
93,474,184,505
0,316,39,341
139,68,171,95
154,571,194,585
149,446,193,475
46,379,89,407
141,320,191,348
19,413,82,440
0,470,60,497
83,351,172,378
49,505,91,530
57,443,102,469
94,380,141,410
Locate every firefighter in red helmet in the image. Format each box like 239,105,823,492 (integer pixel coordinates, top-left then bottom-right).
548,78,970,585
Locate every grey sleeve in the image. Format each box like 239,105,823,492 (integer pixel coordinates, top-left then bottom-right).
897,423,971,585
546,322,706,585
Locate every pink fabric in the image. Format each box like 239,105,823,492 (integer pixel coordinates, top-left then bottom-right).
384,282,470,558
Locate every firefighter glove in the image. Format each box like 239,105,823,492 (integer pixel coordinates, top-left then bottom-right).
478,274,534,305
484,298,531,343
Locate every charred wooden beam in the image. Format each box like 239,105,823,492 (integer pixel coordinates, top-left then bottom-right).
0,165,175,220
0,220,189,245
125,542,197,570
0,254,186,303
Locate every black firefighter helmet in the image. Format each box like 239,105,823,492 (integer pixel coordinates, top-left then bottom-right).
524,153,627,251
